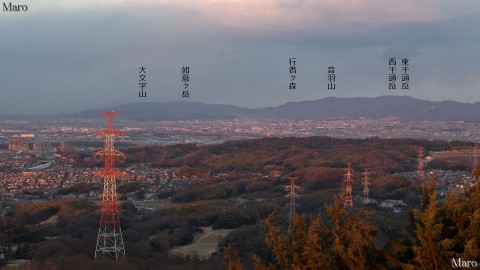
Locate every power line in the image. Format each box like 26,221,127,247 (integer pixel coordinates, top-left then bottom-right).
0,212,96,244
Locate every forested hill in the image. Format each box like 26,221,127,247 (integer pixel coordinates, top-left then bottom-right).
117,136,475,178
4,136,478,269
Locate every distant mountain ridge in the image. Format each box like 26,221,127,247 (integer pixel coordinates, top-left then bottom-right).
71,96,480,122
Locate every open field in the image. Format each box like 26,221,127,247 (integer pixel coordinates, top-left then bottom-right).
170,226,232,260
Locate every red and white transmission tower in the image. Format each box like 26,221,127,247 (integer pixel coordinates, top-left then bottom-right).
94,111,126,260
363,168,369,198
285,176,300,235
417,147,424,182
344,163,353,207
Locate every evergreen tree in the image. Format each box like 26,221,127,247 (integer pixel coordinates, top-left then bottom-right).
407,191,449,269
395,176,480,269
225,244,243,270
245,199,374,270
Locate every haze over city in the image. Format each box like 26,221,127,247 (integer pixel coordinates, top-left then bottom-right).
1,0,480,114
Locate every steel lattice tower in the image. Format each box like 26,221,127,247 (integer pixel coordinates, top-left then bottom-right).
285,176,300,235
417,147,424,183
363,168,369,198
344,163,353,207
94,111,126,260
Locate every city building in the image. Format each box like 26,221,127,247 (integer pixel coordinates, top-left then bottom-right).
59,141,72,152
8,137,29,151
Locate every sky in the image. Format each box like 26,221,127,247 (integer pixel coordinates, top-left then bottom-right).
1,0,480,114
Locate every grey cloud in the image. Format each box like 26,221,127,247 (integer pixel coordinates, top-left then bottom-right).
382,47,426,59
0,3,479,114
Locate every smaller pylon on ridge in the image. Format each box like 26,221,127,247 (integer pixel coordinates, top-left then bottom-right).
417,147,424,183
363,168,369,198
285,176,300,235
344,163,353,207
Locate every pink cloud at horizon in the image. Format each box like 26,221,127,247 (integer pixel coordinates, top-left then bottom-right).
96,0,453,30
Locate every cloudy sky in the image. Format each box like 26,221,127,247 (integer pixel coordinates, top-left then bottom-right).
1,0,480,114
